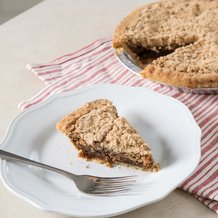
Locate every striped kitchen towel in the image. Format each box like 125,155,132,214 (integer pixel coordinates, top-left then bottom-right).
19,38,218,213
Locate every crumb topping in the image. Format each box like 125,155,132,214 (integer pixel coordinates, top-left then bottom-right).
74,104,151,156
56,99,159,171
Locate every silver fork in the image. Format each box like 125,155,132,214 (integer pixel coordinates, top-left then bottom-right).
0,149,137,195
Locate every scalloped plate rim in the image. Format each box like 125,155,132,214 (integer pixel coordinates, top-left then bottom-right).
0,84,201,217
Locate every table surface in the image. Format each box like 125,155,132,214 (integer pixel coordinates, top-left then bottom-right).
0,0,217,217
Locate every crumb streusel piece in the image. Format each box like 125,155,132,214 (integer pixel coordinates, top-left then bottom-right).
56,99,160,172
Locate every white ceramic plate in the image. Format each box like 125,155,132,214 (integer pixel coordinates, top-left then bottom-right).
0,84,201,217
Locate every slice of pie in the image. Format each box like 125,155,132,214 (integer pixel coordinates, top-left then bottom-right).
113,0,218,89
56,99,159,172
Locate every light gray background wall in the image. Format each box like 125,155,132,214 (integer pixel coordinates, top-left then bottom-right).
0,0,42,24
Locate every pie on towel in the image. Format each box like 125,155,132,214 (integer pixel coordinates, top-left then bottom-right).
113,0,218,89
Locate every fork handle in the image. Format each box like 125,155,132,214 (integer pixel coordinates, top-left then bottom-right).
0,149,76,179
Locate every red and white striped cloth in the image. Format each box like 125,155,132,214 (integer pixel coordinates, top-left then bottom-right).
19,38,218,213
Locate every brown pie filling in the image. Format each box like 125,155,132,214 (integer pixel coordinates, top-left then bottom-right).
123,41,196,68
74,139,154,169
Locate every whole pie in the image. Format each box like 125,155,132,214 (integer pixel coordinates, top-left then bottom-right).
113,0,218,89
56,99,159,172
